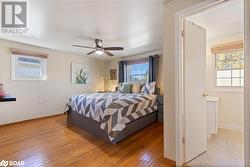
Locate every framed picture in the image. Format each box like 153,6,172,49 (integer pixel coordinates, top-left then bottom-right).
110,69,117,80
71,63,90,84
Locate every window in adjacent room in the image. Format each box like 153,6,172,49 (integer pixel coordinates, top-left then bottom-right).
11,49,48,80
126,58,149,82
212,41,244,87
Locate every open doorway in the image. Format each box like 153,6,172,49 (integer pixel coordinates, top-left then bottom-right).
177,0,245,166
186,1,244,166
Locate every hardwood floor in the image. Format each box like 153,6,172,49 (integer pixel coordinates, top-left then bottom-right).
0,115,174,167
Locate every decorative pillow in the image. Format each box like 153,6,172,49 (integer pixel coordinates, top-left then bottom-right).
118,83,123,92
141,82,156,94
121,83,132,93
132,83,141,93
140,83,145,91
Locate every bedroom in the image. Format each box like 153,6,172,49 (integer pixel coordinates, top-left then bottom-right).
1,0,250,167
0,0,167,167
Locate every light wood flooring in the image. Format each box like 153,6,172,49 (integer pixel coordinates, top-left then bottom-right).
0,115,174,167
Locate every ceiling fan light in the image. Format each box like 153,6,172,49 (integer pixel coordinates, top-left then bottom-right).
95,50,104,55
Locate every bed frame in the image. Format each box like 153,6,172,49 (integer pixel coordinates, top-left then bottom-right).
67,109,157,144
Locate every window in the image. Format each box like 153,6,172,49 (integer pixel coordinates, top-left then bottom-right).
11,54,47,80
213,42,244,87
126,59,149,82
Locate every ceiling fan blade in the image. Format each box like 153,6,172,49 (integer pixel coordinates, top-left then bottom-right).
104,50,114,57
104,47,124,50
72,44,95,49
86,50,96,55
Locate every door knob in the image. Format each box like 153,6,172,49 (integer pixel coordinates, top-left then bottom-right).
203,93,208,97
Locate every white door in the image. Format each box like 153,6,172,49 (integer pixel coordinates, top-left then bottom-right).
184,20,207,162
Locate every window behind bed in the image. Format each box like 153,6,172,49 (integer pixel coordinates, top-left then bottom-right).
118,55,158,84
126,58,149,82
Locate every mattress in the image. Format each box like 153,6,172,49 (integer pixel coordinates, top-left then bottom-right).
68,92,158,141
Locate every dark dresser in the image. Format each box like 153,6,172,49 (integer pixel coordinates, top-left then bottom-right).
157,95,164,122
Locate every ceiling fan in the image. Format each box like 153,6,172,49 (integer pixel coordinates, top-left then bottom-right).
73,39,124,57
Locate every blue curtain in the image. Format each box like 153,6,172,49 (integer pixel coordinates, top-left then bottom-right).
118,61,126,83
149,55,158,82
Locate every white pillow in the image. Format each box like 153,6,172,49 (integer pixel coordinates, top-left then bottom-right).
141,82,156,94
118,83,123,92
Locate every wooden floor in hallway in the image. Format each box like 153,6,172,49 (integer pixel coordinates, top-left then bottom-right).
0,115,174,167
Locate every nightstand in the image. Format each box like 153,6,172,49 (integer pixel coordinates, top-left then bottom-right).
157,95,163,122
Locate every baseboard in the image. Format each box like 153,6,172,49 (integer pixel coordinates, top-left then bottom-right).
219,123,244,132
0,113,64,127
164,158,176,166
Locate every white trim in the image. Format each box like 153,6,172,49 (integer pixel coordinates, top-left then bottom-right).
211,50,244,91
175,0,235,166
11,54,47,81
210,88,244,93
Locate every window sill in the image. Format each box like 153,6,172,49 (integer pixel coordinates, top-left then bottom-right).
210,88,243,93
11,78,47,81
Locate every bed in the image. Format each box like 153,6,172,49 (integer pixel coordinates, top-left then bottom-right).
66,92,158,144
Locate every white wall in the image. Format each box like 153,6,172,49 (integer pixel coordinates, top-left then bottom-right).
206,34,244,131
163,0,206,161
0,39,106,125
105,50,164,94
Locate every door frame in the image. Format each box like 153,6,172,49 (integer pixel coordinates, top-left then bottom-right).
174,0,248,166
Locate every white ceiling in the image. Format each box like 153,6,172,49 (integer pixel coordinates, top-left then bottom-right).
0,0,166,59
187,0,244,41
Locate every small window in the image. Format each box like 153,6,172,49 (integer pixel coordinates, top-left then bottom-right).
126,59,149,82
11,55,47,80
215,49,244,87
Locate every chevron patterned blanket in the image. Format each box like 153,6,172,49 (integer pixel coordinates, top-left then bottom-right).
68,92,158,141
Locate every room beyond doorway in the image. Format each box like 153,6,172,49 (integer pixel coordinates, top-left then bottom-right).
174,0,245,166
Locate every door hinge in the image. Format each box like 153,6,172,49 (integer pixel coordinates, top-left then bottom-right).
181,30,185,37
182,137,185,144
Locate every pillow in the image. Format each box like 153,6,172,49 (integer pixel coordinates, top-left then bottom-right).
141,82,156,94
132,83,141,93
118,83,123,92
121,83,132,93
140,83,146,91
